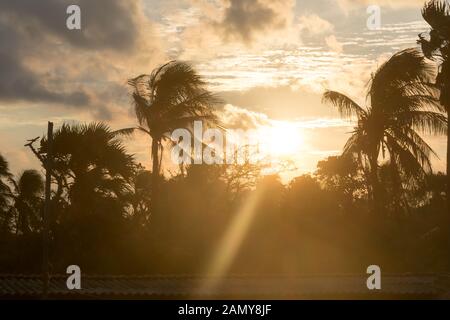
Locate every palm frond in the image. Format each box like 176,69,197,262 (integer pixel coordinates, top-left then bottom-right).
422,0,450,34
322,90,367,120
370,48,437,104
131,92,151,127
0,154,11,178
393,110,447,135
163,91,223,119
386,134,432,177
386,130,435,174
342,131,366,156
113,127,139,138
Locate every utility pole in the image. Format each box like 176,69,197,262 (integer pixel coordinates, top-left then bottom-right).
42,122,53,298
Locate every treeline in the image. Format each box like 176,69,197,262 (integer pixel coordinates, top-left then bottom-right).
0,143,448,275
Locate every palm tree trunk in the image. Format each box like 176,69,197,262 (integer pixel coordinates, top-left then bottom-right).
440,59,450,218
369,154,382,215
438,58,450,248
445,107,450,240
443,103,450,251
151,138,160,219
447,116,450,217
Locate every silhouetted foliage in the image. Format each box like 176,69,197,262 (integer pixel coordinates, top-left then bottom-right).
419,0,450,211
323,49,446,214
116,61,222,222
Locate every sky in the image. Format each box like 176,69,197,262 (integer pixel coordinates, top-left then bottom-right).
0,0,446,181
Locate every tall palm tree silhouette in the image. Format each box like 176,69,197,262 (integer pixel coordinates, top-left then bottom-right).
418,0,450,210
323,49,447,213
117,61,221,213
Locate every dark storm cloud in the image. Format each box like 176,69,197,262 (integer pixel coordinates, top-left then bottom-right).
0,0,145,117
0,20,90,107
215,0,293,43
0,0,139,51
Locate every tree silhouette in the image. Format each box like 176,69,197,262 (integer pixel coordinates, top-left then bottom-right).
0,154,44,236
316,155,367,210
418,0,450,211
37,122,134,209
0,154,12,232
0,154,9,178
127,166,152,227
323,49,447,214
29,122,137,271
9,170,44,235
117,61,221,216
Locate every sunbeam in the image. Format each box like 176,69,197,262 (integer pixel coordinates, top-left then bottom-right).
199,185,266,294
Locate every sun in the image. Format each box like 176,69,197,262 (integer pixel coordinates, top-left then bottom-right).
258,122,303,158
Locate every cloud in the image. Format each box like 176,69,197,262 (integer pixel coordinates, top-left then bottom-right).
220,104,271,129
0,19,90,107
219,85,341,120
296,14,343,53
0,0,164,119
325,35,343,53
178,0,297,49
337,0,425,10
214,0,295,43
297,14,334,35
0,0,141,51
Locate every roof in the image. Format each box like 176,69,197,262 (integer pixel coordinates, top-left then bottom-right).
1,274,449,299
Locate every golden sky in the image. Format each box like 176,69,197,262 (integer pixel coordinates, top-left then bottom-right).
0,0,446,180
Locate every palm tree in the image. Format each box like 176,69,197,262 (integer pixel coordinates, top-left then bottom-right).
0,155,44,234
418,0,450,209
0,154,13,231
25,122,137,269
9,170,44,235
36,122,135,216
323,48,447,214
0,154,9,177
117,61,221,212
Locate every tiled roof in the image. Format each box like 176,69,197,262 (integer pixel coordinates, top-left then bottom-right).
1,274,449,298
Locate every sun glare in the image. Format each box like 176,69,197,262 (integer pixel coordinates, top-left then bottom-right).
258,122,303,158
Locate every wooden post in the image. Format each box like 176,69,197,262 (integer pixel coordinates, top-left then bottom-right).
42,122,53,298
